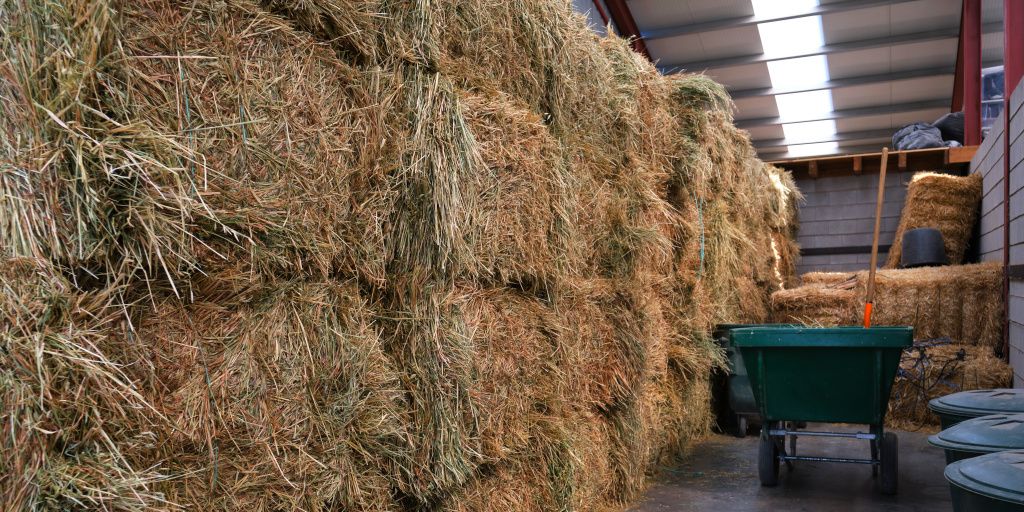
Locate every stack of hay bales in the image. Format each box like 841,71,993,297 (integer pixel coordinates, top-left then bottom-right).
772,169,1001,429
886,172,983,267
0,0,801,510
775,263,1004,350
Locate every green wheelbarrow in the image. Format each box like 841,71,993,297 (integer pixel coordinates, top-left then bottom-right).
731,326,913,495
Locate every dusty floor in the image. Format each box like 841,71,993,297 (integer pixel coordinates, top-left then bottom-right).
631,425,951,512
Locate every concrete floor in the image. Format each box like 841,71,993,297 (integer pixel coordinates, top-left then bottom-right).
631,425,951,512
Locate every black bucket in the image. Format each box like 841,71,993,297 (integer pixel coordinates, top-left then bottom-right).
901,228,947,268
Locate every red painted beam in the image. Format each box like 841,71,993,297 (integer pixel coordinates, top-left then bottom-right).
603,0,653,61
591,0,610,26
1006,1,1024,95
963,0,981,146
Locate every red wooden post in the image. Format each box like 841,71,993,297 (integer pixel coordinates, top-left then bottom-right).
1006,0,1024,95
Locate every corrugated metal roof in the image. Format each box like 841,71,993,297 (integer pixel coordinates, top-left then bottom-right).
576,0,1007,159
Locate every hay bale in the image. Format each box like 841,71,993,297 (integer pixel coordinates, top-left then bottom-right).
886,172,983,267
888,341,1013,430
457,286,566,462
774,263,1004,350
770,284,858,326
866,262,1003,349
800,271,857,286
1,0,223,292
459,91,578,291
121,1,396,286
558,277,670,412
772,232,801,289
137,280,410,511
0,259,162,510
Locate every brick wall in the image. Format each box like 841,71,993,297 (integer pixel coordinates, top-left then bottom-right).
795,170,912,274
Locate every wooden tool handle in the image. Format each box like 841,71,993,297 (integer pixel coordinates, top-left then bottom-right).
864,147,889,327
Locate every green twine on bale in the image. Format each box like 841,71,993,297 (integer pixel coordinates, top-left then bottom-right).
692,189,705,279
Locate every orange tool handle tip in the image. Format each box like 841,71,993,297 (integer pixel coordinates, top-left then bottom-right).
863,302,873,328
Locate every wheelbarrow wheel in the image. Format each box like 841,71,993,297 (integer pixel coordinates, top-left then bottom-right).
758,432,779,487
870,438,878,478
734,415,748,438
877,432,898,495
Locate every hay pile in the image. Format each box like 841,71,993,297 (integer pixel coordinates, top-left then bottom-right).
888,339,1013,430
773,262,1004,350
1,0,800,510
886,172,983,267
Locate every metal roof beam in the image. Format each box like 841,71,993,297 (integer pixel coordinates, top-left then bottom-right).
729,61,1001,99
735,99,949,129
753,128,896,150
658,22,1003,74
757,142,894,158
643,0,919,41
728,66,954,99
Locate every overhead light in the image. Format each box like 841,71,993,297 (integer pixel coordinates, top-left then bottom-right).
751,0,839,158
782,120,837,145
774,90,834,122
767,55,830,91
787,141,840,157
757,15,825,57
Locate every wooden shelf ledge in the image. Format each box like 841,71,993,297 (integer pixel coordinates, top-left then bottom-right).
768,146,979,179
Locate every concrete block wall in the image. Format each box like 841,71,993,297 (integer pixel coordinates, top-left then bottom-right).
975,100,1006,262
1008,79,1024,387
795,170,912,275
975,78,1024,386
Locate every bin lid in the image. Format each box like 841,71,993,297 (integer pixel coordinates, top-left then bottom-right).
929,389,1024,418
945,449,1024,504
929,414,1024,454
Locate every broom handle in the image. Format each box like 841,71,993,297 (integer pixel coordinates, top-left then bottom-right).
864,147,890,327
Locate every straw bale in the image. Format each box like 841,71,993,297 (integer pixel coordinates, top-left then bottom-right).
886,172,983,267
800,271,857,286
0,259,163,510
770,284,859,326
1,1,224,292
865,262,1003,349
888,341,1013,429
459,91,578,291
136,280,410,511
774,263,1004,349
